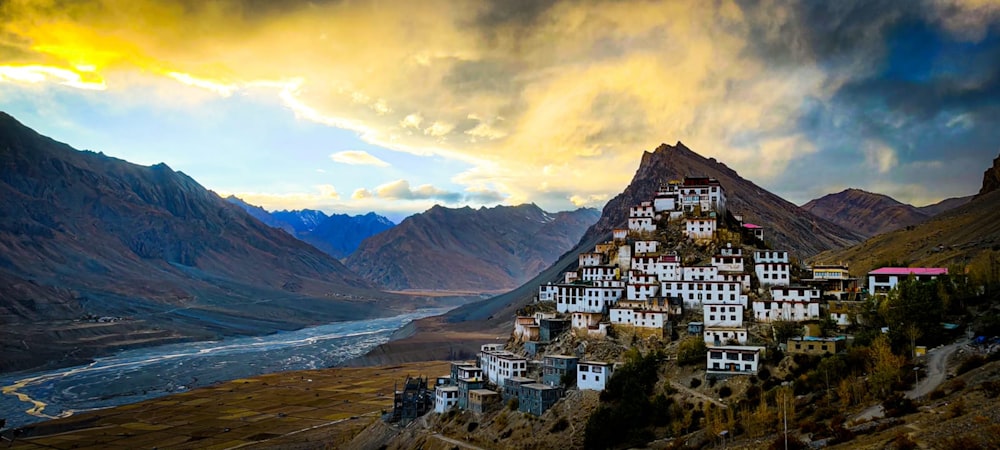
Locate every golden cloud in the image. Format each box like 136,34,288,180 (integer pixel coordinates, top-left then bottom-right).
330,150,391,167
0,0,894,210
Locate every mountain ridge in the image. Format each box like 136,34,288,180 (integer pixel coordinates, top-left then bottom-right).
345,203,600,292
801,188,932,238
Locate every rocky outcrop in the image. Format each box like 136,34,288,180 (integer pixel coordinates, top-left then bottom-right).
978,153,1000,198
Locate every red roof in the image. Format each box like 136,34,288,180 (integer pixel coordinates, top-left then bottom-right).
868,267,948,276
742,223,762,229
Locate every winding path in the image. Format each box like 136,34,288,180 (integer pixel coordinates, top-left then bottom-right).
852,339,965,422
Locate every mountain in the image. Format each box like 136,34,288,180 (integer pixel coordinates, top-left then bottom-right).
300,212,395,259
226,198,395,258
271,208,329,234
345,204,600,292
801,189,931,238
916,196,973,217
812,153,1000,275
0,112,409,372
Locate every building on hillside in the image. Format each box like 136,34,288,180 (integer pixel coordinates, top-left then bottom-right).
388,376,433,425
626,282,660,301
828,300,864,327
754,250,790,287
661,280,747,309
706,346,763,376
684,215,717,241
451,363,482,385
542,355,579,387
613,228,628,241
630,201,655,219
801,264,860,300
679,177,728,216
579,252,605,267
787,336,846,356
572,311,604,331
743,223,764,241
502,376,534,401
468,389,501,414
712,244,745,272
704,302,743,328
581,265,619,282
578,361,614,391
519,383,562,416
480,347,528,388
434,385,459,413
704,327,749,346
654,182,682,215
539,318,571,342
542,281,625,314
628,216,656,233
456,376,484,409
634,239,660,254
752,286,821,322
514,316,540,342
868,267,948,296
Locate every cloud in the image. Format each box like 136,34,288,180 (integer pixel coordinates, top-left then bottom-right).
223,183,340,210
329,150,390,167
863,140,899,174
374,179,462,202
1,0,998,212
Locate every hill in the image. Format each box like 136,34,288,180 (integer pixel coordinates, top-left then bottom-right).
349,141,866,364
801,189,931,238
226,197,395,258
811,153,1000,275
345,204,600,292
0,112,411,373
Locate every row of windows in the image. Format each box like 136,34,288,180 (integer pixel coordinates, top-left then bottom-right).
708,306,738,312
710,363,754,371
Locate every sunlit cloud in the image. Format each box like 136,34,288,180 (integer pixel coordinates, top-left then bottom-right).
1,0,998,214
329,150,390,167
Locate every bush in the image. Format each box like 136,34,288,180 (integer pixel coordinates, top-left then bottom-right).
678,338,708,366
882,393,917,418
758,367,772,381
718,386,732,398
507,397,519,411
888,432,918,450
768,434,809,450
550,418,569,433
467,422,478,432
981,380,1000,399
690,377,702,388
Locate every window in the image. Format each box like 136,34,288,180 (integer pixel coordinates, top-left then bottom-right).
742,353,754,361
745,364,752,371
710,352,722,359
595,376,600,382
726,352,738,360
582,374,587,380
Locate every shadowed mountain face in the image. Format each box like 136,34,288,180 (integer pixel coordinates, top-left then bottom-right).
583,142,864,258
813,153,1000,275
345,204,600,292
0,112,405,372
801,189,931,238
226,197,395,259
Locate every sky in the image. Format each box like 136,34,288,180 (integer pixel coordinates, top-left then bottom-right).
1,0,999,222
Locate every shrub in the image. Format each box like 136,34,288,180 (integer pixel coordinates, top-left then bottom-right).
550,418,569,433
467,422,478,432
981,380,1000,399
507,397,519,411
768,434,809,450
678,338,708,366
718,386,732,398
690,377,702,388
889,432,918,450
946,397,965,419
882,393,916,418
758,367,772,381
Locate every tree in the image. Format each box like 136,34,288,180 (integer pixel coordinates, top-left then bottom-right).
867,334,905,399
678,338,708,366
880,276,945,351
772,320,804,343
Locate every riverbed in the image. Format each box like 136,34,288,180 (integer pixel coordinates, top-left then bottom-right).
0,307,453,430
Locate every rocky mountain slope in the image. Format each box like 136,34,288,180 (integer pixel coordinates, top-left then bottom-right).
227,197,395,258
345,204,600,292
801,189,932,238
916,196,973,216
0,112,408,372
581,142,864,258
812,153,1000,275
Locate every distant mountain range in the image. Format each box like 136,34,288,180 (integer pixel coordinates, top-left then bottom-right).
813,154,1000,275
345,204,600,292
801,189,972,238
226,197,394,259
0,112,408,372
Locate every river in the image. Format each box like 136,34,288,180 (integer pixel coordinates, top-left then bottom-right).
0,307,452,430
